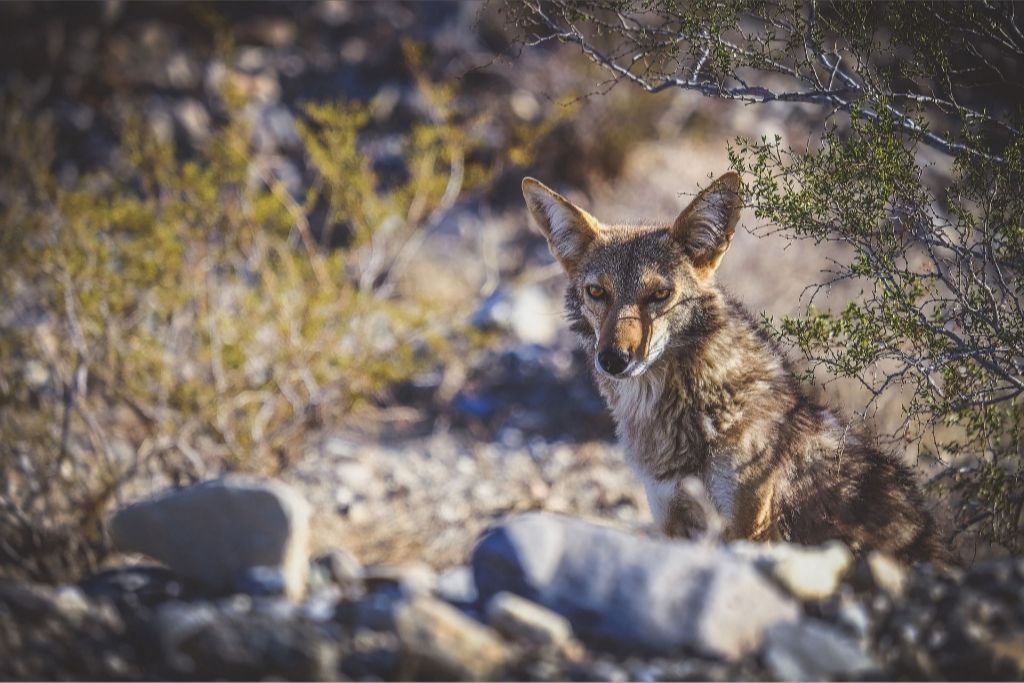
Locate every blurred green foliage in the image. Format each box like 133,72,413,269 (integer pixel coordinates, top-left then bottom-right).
0,42,555,580
732,111,1024,554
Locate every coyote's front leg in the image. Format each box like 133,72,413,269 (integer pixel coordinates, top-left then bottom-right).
724,474,779,542
653,473,778,542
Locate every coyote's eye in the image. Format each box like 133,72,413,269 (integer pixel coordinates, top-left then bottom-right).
649,289,672,303
585,284,606,300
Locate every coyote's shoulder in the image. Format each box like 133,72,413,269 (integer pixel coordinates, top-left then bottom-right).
522,172,944,564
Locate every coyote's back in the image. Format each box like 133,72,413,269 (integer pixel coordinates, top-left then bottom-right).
522,172,944,564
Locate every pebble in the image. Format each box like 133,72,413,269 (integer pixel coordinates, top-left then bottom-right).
315,548,364,588
485,591,574,648
392,596,509,681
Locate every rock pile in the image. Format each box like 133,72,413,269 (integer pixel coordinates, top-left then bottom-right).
3,477,1023,681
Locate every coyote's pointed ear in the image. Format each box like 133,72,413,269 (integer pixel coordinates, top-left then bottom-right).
522,177,601,274
672,171,742,282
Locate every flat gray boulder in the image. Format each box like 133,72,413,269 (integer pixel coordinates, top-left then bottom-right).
110,477,311,600
472,513,799,660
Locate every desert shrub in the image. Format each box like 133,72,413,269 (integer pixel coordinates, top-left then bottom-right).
0,43,554,581
512,0,1024,555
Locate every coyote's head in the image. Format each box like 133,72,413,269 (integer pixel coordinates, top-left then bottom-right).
522,172,741,379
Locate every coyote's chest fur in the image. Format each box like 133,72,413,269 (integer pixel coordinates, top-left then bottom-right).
598,354,747,535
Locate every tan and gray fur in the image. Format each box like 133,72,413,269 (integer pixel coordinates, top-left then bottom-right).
522,172,944,564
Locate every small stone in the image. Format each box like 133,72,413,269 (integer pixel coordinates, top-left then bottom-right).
174,99,210,144
235,566,288,597
80,565,185,606
339,38,367,64
354,590,401,631
228,71,280,104
867,551,908,596
836,598,872,643
335,460,378,494
241,17,296,47
250,103,300,153
764,620,880,681
236,46,269,73
733,540,853,601
218,593,253,615
155,601,220,672
166,51,199,89
302,588,342,622
315,548,364,588
365,562,436,598
485,591,574,648
772,541,853,600
109,476,311,600
987,634,1024,676
53,585,90,620
314,0,351,26
436,565,477,605
392,596,509,681
23,360,49,389
322,436,356,459
510,89,541,121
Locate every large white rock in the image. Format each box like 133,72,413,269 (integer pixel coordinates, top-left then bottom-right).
472,513,800,660
109,477,311,600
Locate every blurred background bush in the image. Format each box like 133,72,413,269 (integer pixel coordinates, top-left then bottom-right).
0,1,629,580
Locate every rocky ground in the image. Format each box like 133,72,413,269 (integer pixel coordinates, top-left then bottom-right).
3,476,1023,682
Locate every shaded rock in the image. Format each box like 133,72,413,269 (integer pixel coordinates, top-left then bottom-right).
472,513,799,659
109,477,311,600
0,581,133,680
80,565,186,607
486,591,574,649
764,620,879,681
154,599,338,680
873,556,1024,680
235,565,288,597
392,596,510,681
353,590,402,632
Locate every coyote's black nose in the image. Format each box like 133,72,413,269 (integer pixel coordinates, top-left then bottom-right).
598,348,630,376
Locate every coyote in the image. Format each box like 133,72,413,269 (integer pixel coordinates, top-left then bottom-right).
522,172,943,563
